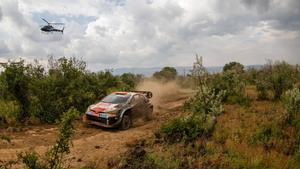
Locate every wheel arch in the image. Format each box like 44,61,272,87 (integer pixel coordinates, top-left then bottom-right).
120,108,132,118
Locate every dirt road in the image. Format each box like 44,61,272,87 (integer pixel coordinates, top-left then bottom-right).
0,81,192,168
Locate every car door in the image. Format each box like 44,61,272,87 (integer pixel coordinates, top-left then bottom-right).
139,95,151,114
130,94,144,120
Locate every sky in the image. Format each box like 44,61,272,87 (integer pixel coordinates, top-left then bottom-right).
0,0,299,71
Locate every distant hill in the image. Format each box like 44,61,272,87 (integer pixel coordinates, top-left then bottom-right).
111,65,262,76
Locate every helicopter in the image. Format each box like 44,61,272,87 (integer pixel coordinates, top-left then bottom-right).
40,18,65,34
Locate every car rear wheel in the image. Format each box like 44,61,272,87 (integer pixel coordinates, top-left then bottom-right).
120,115,132,130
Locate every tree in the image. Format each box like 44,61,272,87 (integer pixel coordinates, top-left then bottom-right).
1,60,30,121
256,61,298,100
119,73,142,90
223,61,244,73
211,61,246,104
153,67,177,81
185,55,224,116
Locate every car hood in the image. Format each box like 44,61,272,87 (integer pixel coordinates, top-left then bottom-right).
89,102,121,113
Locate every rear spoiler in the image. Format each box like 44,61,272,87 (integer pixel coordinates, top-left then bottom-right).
132,91,153,99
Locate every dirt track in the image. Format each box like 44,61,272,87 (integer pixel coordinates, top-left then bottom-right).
0,81,192,168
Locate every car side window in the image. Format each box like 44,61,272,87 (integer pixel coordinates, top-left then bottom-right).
137,95,144,104
131,95,139,105
139,95,147,103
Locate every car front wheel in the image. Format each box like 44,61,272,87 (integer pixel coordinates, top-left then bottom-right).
119,115,132,130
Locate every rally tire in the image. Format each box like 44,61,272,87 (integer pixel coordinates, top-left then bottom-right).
119,115,132,130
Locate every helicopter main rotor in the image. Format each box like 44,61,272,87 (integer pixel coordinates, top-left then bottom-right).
42,18,64,25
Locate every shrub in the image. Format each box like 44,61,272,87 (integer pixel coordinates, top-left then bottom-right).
256,80,269,100
28,57,96,123
210,67,246,104
282,87,300,164
0,101,20,125
18,108,80,169
282,87,300,124
184,86,225,117
251,87,300,155
162,56,223,144
45,108,80,169
0,61,30,122
0,135,11,143
243,67,259,85
18,152,41,169
223,61,244,73
186,55,225,116
190,55,208,88
250,124,283,145
256,61,298,100
153,67,177,81
0,57,140,124
119,73,143,90
160,115,215,143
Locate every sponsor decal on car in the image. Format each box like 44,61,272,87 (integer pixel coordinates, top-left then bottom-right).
99,113,108,118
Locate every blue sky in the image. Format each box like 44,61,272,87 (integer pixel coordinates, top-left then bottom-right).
0,0,299,71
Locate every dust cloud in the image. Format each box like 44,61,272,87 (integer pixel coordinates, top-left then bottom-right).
135,79,182,106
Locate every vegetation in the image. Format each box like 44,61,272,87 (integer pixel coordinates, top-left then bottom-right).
0,135,11,143
109,57,300,169
223,61,244,73
0,57,142,124
282,87,300,124
210,62,248,105
153,66,177,81
159,56,224,143
18,108,80,169
160,115,216,143
255,61,298,100
1,55,300,168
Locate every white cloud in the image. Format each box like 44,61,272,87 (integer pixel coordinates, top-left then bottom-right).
0,0,299,71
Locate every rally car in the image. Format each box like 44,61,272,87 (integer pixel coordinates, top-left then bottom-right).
82,91,153,130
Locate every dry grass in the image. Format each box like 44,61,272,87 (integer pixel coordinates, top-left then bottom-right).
107,85,300,169
110,86,295,169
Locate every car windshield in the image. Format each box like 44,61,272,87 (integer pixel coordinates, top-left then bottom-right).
101,93,130,104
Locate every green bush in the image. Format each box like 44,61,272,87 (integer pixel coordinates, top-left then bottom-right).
0,61,30,121
223,61,244,73
256,61,298,100
0,57,141,124
250,124,283,145
153,67,177,81
18,108,80,169
243,67,259,85
256,80,269,100
0,135,11,143
119,73,143,90
18,151,41,169
160,115,215,143
0,101,20,125
184,86,225,116
282,87,300,124
210,67,246,104
186,55,225,116
161,56,222,144
282,87,300,165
